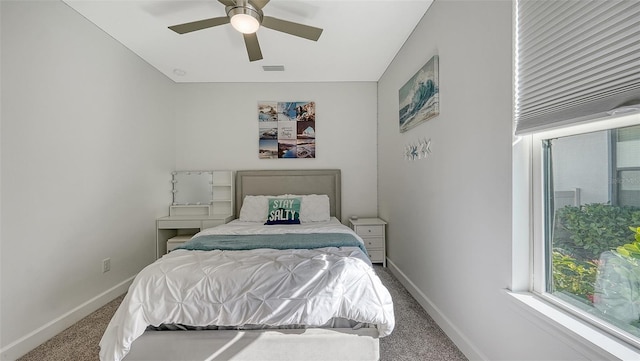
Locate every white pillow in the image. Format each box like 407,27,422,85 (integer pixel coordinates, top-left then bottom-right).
239,194,331,223
238,195,269,222
285,194,331,222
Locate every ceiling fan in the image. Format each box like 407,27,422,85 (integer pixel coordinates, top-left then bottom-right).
168,0,323,62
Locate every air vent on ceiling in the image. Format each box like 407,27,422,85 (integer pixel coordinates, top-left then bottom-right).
263,65,285,72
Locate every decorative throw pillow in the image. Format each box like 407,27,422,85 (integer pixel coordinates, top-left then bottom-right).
299,194,331,222
281,194,331,222
238,195,269,222
265,197,301,225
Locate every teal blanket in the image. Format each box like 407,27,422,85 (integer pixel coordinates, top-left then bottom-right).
176,233,368,255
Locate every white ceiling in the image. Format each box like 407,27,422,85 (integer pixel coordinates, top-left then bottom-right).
62,0,433,83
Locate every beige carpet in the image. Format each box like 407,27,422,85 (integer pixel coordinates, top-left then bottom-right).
18,266,466,361
17,294,124,361
375,266,467,361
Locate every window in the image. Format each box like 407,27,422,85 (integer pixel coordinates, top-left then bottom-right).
531,116,640,346
515,0,640,352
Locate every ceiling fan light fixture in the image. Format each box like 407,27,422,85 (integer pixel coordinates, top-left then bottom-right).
228,6,262,34
169,1,323,63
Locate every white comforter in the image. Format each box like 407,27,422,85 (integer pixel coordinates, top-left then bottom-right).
99,218,394,361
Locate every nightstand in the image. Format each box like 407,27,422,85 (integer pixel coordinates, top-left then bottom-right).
349,217,387,267
156,215,233,258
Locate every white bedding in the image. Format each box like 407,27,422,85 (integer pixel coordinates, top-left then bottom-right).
99,218,394,361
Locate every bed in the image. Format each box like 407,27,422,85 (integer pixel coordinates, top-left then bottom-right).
99,169,394,361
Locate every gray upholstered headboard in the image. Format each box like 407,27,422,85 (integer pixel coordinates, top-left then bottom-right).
235,169,341,220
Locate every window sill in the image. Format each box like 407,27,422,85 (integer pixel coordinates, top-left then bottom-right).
505,290,640,361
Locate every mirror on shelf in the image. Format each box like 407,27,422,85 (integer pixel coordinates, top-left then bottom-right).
172,171,213,206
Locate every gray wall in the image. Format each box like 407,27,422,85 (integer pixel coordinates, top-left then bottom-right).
378,1,591,359
1,1,175,358
172,82,379,223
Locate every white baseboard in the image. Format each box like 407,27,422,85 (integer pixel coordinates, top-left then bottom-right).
386,258,487,361
0,277,133,361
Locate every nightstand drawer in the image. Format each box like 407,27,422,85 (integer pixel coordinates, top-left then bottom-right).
355,225,384,237
363,237,384,248
349,218,386,267
158,220,201,229
367,249,384,263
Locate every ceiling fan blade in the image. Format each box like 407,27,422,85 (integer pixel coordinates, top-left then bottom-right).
261,16,323,41
168,16,230,34
218,0,236,6
243,33,263,62
250,0,270,10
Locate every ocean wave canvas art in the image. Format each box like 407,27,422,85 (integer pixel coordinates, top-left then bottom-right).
399,55,439,133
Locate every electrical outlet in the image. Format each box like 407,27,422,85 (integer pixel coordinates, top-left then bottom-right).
102,258,111,273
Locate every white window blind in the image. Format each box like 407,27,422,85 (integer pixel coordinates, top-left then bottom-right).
515,0,640,135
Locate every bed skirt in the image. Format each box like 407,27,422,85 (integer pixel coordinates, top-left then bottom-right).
123,327,380,361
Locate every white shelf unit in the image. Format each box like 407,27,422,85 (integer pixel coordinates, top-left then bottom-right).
169,170,235,218
211,170,234,217
156,170,236,258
